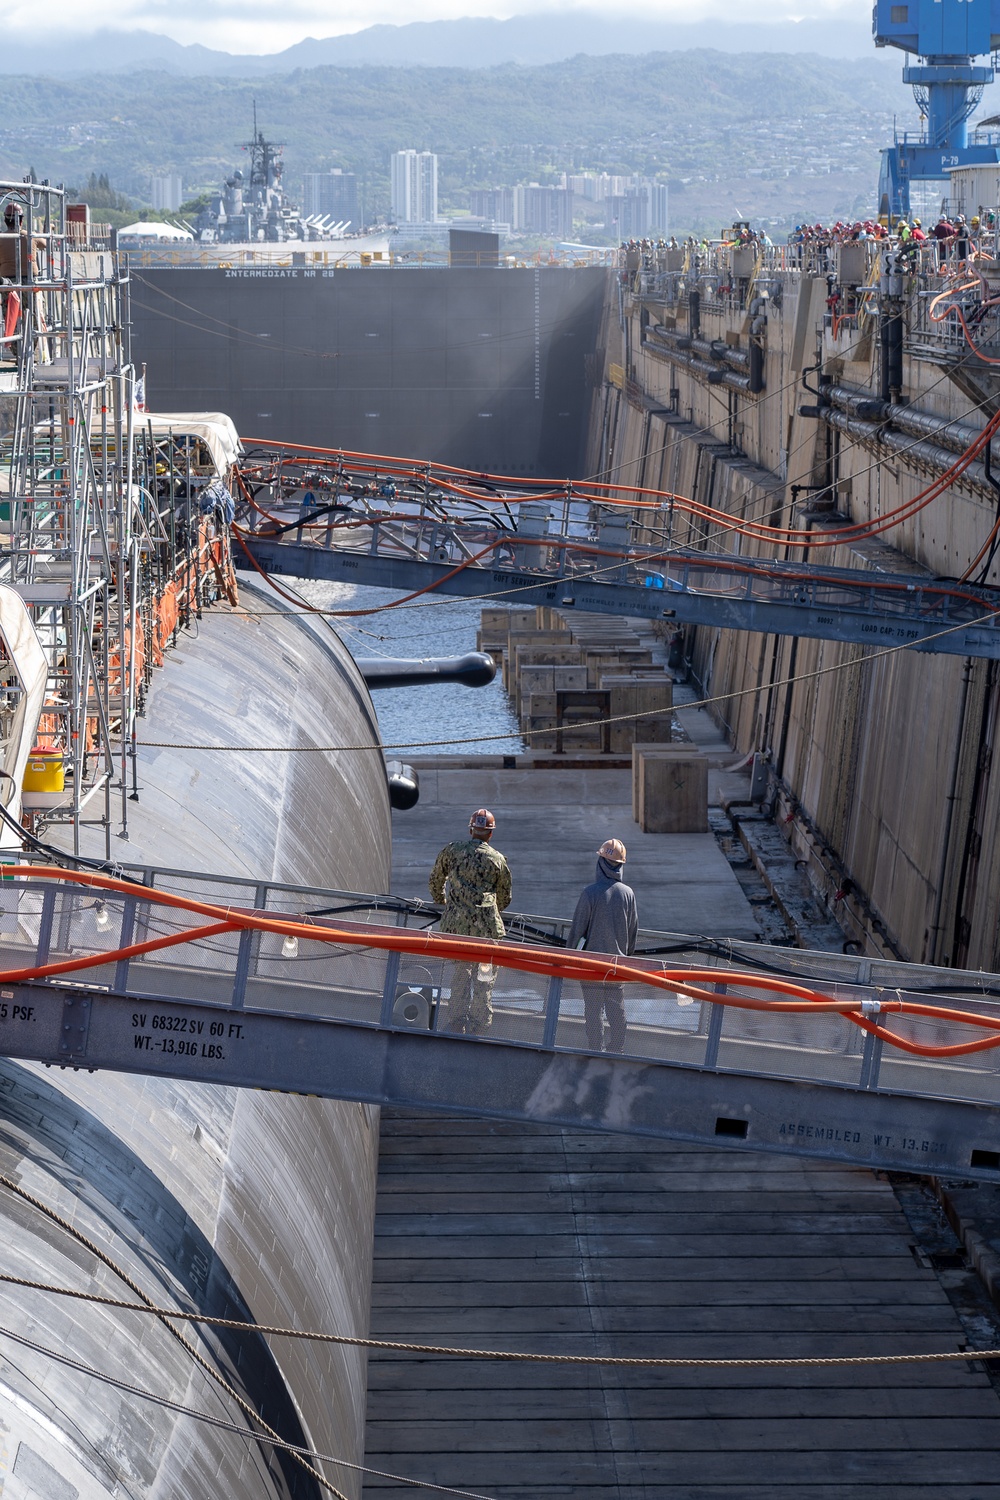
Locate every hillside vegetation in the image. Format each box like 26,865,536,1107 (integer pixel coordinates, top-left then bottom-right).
0,50,918,231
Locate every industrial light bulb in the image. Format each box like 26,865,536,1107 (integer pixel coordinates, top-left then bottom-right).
281,935,299,959
94,902,110,931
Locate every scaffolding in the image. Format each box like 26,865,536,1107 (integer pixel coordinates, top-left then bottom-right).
0,179,238,858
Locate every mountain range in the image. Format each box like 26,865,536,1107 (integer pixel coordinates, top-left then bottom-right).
6,10,884,75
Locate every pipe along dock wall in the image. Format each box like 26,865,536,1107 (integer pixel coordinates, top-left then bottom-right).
594,269,1000,969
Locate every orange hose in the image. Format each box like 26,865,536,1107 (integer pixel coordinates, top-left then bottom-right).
237,406,1000,554
7,867,1000,1059
0,917,238,984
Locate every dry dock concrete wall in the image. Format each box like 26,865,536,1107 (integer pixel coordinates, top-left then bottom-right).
590,262,1000,970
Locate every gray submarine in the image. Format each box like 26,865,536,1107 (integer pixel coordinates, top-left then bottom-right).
0,183,495,1500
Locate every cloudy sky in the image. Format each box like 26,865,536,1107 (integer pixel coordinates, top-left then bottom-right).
0,0,869,54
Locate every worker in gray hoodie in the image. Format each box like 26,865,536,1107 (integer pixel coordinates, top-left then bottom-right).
567,838,638,1053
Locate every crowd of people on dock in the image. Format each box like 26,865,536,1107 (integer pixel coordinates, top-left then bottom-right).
617,210,999,275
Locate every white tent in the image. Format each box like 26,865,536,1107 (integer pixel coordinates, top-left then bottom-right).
142,413,242,476
118,221,193,241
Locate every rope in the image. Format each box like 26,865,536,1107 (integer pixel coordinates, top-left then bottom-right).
131,605,1000,754
0,1321,497,1500
0,1270,995,1370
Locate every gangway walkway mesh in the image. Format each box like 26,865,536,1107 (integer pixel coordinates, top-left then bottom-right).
1,861,1000,1180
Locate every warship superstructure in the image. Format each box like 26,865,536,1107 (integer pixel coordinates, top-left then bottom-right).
195,111,310,243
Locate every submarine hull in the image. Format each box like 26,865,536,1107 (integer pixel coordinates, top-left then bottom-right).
0,580,391,1499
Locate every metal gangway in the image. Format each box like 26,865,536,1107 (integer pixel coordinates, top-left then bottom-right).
235,443,1000,661
4,861,1000,1181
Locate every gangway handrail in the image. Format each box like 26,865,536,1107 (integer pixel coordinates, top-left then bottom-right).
1,861,1000,1180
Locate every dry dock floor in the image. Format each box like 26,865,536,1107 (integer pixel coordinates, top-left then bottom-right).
362,1116,1000,1500
389,758,758,938
364,758,1000,1498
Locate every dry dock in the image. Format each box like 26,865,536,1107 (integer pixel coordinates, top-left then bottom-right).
362,755,1000,1498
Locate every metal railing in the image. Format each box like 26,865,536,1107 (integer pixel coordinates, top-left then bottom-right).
4,863,1000,1174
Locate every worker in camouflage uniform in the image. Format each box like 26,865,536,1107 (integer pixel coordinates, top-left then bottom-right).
429,808,512,1034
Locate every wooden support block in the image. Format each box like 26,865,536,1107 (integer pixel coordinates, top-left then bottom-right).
480,607,516,634
523,719,605,752
552,666,588,692
512,644,585,707
631,742,692,821
514,644,584,670
637,750,708,833
526,691,558,719
507,631,574,657
535,605,563,630
506,608,538,632
604,678,673,754
517,667,555,715
584,649,654,686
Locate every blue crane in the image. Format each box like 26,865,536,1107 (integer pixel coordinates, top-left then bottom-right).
874,0,1000,216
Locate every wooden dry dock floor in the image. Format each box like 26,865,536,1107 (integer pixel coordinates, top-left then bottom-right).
362,1111,1000,1500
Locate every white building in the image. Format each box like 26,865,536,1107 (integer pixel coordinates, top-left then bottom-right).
149,175,184,212
391,150,439,224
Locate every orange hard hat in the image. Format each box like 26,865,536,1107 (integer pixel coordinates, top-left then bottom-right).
597,838,627,864
469,808,496,833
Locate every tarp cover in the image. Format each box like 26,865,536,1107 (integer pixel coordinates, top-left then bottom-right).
142,412,242,475
118,221,193,241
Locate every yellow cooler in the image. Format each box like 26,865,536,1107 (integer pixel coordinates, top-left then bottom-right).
23,749,64,793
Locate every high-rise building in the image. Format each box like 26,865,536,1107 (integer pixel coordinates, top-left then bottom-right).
303,170,359,227
513,185,574,238
469,188,515,224
149,175,183,212
563,173,627,203
390,150,439,224
605,180,669,238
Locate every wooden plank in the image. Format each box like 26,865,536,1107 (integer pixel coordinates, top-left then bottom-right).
369,1304,962,1336
377,1188,899,1212
365,1358,989,1391
364,1385,1000,1419
371,1278,947,1308
374,1169,891,1191
364,1116,1000,1500
362,1451,1000,1484
365,1414,1000,1452
371,1254,930,1282
372,1230,922,1254
372,1212,914,1238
